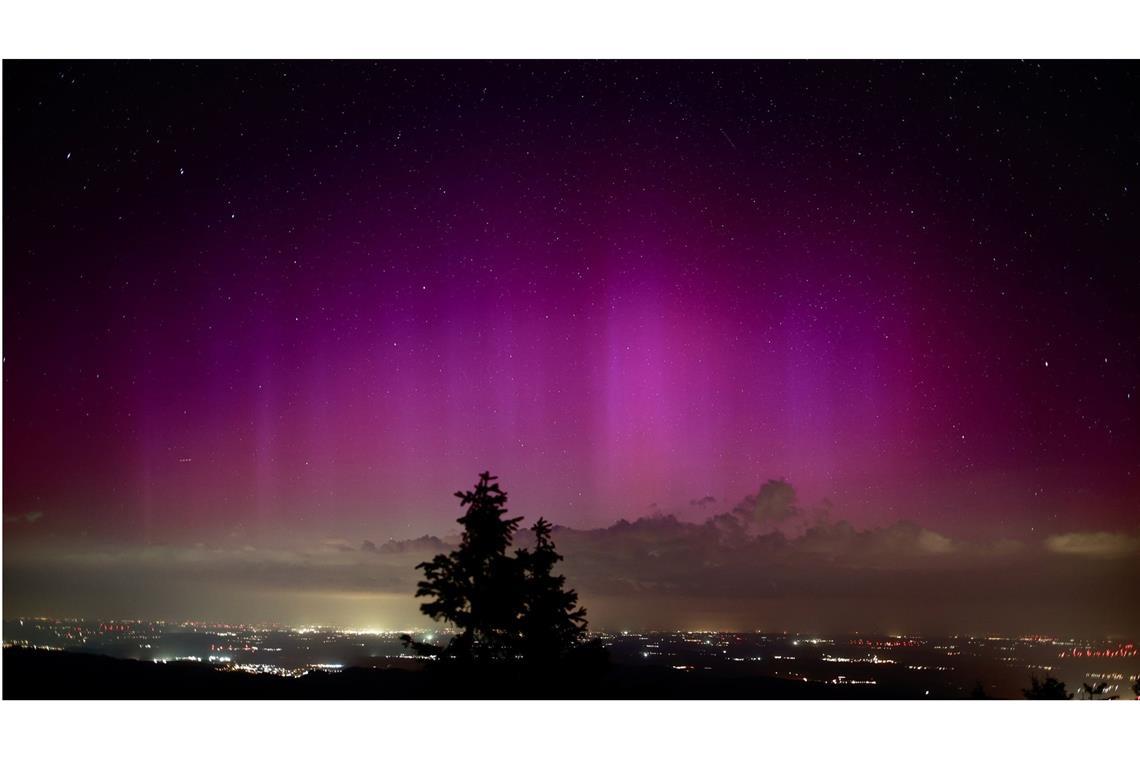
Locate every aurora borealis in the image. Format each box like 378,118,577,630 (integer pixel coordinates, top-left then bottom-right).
4,61,1138,633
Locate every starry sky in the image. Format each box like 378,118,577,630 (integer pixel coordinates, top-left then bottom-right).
3,62,1139,629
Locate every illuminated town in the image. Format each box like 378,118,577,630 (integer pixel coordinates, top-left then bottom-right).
4,618,1135,698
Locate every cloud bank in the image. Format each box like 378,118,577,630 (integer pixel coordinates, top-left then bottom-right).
5,483,1138,636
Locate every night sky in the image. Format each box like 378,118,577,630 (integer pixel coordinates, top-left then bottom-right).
4,61,1138,632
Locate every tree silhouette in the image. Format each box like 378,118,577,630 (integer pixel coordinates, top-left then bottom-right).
1080,681,1109,700
1133,678,1140,699
406,472,589,666
410,472,525,661
516,517,589,664
970,680,989,699
1022,675,1073,700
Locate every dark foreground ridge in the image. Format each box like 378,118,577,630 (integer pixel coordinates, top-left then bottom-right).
4,647,912,699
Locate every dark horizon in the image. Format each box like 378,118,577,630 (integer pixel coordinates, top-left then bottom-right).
7,617,1136,701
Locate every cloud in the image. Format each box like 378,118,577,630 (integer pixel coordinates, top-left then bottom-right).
5,485,1139,635
732,479,798,528
372,535,451,554
1044,531,1140,559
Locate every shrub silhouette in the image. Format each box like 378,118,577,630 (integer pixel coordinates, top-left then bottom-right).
1080,681,1110,700
1022,675,1073,700
405,472,590,665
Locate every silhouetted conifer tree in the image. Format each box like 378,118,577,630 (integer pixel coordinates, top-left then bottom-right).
406,472,595,667
516,517,588,663
412,472,525,662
